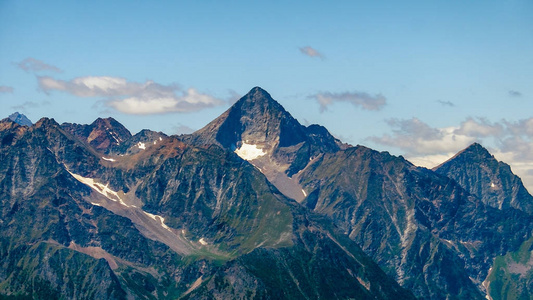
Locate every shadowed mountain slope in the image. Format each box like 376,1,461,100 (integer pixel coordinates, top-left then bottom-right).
297,145,533,299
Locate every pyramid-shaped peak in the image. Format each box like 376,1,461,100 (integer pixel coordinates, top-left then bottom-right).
90,117,132,136
435,143,492,169
434,142,533,214
248,86,272,98
8,112,33,127
92,117,123,127
456,142,493,159
235,86,282,110
464,142,489,153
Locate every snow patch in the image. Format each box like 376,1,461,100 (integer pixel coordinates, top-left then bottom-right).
106,127,121,145
234,142,266,160
491,182,495,188
302,189,307,197
159,137,163,141
67,171,130,207
143,211,172,232
102,157,116,162
138,142,146,150
110,133,120,145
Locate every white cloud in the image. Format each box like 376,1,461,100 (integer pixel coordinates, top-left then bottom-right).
311,91,386,112
38,76,224,114
454,117,504,138
407,153,458,169
0,86,14,93
370,118,475,156
370,116,533,192
299,46,325,59
16,58,62,73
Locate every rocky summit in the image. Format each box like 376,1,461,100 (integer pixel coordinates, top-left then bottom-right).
7,112,32,127
1,87,532,299
434,142,533,214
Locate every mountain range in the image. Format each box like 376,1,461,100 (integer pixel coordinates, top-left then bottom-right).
1,87,533,299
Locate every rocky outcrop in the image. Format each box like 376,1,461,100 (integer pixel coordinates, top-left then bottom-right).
61,117,133,153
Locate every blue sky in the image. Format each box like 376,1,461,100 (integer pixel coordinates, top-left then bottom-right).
1,1,533,187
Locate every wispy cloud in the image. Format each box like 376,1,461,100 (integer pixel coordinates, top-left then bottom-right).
227,89,242,105
0,86,14,93
369,116,533,189
310,91,386,112
173,123,196,135
38,76,224,114
299,46,325,59
16,58,62,73
437,100,454,107
509,90,523,97
10,101,47,111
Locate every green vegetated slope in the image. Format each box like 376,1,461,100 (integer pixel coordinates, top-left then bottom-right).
484,236,533,300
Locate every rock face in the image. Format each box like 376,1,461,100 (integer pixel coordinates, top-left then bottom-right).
434,143,533,299
61,117,133,153
186,87,533,299
296,145,533,299
2,86,532,299
0,115,413,299
434,142,533,214
7,112,32,126
186,87,344,201
62,117,168,156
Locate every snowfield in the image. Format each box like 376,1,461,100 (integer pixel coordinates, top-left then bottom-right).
234,142,266,160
